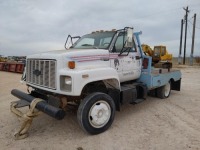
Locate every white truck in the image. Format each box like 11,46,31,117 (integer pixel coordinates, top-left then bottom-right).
11,27,181,139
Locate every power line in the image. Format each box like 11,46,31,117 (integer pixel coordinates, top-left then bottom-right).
135,7,183,20
187,23,193,38
187,3,200,8
188,20,200,29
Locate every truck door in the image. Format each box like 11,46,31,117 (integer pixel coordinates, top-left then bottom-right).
124,36,142,79
110,33,142,82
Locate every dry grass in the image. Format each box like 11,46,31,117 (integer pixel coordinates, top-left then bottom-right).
195,56,200,65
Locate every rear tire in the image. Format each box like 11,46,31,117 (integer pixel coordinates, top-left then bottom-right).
157,81,171,99
77,92,115,134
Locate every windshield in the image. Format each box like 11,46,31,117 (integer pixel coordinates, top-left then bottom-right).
72,31,115,49
154,47,160,55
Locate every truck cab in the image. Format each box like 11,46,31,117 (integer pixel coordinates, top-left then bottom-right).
153,45,172,63
25,27,142,97
70,28,142,82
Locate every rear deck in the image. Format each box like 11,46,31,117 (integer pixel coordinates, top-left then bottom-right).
137,67,181,90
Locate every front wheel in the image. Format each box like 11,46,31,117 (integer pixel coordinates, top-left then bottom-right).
157,81,171,99
77,92,115,134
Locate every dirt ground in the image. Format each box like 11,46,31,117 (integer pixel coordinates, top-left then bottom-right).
0,66,200,150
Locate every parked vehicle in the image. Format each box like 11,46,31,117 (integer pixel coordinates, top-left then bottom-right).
11,27,181,139
141,44,172,68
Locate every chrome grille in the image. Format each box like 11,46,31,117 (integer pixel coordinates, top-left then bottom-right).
26,59,56,89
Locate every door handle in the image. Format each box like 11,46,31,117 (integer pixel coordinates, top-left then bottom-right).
100,57,109,61
135,56,141,60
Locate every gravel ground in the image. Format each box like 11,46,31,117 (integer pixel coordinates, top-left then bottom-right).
0,66,200,150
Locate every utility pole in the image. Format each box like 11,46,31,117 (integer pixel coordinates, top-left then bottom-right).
190,13,197,66
178,19,184,64
183,6,189,65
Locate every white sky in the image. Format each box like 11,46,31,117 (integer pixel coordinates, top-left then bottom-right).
0,0,200,57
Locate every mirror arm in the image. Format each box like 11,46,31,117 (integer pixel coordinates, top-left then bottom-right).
118,47,131,56
64,35,81,50
64,35,71,50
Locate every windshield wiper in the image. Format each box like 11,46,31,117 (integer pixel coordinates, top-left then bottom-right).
81,44,93,46
81,44,98,49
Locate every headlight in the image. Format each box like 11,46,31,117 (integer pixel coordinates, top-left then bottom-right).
65,76,72,85
60,75,72,91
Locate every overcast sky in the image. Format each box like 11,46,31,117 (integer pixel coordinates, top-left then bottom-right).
0,0,200,57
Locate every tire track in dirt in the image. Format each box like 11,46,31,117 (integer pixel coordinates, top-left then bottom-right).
148,98,200,149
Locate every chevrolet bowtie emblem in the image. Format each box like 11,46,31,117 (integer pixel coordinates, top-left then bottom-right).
33,69,42,76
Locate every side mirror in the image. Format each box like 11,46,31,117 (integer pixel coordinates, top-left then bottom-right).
124,28,133,48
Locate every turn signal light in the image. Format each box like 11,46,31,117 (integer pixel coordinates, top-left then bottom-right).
68,61,75,69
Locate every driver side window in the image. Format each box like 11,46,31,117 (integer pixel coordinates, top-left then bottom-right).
112,33,136,53
114,35,124,52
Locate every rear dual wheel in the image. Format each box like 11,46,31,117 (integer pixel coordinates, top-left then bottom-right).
157,81,171,99
77,92,115,134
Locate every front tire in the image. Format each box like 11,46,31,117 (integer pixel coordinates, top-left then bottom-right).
157,81,171,99
77,92,115,134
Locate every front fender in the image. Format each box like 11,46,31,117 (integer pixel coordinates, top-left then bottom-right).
73,67,120,96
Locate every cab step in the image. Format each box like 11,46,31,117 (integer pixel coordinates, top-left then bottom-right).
120,82,147,105
131,98,145,104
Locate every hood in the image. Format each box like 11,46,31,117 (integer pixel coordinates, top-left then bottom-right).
27,49,110,69
27,49,109,59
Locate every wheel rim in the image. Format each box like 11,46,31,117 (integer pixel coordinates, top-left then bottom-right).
89,100,111,128
164,82,170,97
